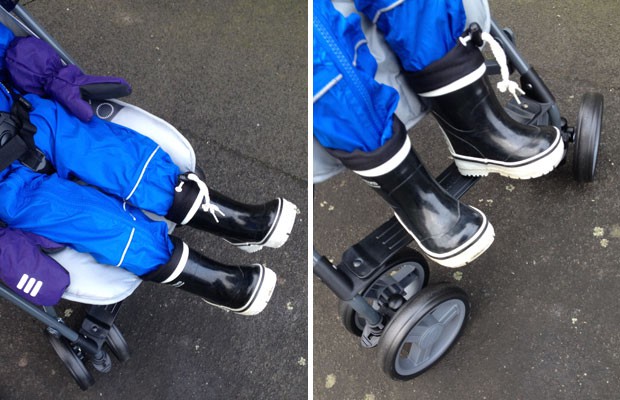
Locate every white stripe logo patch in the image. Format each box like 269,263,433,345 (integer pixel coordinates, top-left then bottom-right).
16,274,44,297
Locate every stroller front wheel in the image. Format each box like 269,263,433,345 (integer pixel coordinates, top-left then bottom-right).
573,92,604,182
44,328,95,390
106,324,131,363
378,283,469,380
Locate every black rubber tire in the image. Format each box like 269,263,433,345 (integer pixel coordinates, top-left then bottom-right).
338,248,429,337
44,329,95,390
105,324,131,363
573,92,604,182
378,283,470,380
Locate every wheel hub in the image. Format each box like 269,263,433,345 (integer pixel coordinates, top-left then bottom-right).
419,323,443,349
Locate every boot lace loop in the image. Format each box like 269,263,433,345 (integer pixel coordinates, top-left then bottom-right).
182,173,225,223
459,31,525,104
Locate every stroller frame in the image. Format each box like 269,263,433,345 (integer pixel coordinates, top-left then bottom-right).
313,18,603,380
0,282,125,388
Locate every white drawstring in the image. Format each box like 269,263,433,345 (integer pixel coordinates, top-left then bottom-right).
176,173,225,223
459,32,525,104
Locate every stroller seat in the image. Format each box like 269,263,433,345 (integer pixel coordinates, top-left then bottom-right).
51,248,141,305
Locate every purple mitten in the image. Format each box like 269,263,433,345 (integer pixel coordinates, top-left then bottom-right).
5,36,131,122
0,227,69,306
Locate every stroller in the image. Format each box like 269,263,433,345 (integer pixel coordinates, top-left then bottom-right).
313,10,604,380
0,2,200,390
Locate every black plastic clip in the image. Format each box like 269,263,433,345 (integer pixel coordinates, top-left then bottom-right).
468,22,484,47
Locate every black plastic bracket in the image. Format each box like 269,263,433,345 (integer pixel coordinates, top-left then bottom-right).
79,302,124,350
361,321,385,348
504,96,553,126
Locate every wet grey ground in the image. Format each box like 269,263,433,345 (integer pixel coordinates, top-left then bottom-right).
314,1,620,399
0,1,307,399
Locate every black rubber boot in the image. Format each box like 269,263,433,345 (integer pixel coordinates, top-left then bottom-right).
165,173,297,253
329,119,494,268
405,34,564,180
143,237,276,315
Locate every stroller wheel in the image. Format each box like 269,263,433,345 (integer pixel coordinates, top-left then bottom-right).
573,92,604,182
378,284,469,380
338,248,429,337
44,329,95,390
106,324,131,362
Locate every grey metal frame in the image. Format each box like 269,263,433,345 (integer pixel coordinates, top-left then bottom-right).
489,18,562,127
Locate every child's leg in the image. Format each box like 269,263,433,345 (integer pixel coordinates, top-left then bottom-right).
0,165,173,276
25,95,296,252
313,1,492,267
0,165,277,314
26,94,180,216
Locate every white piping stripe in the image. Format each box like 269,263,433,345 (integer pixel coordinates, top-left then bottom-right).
116,228,136,267
354,136,411,177
162,242,190,284
352,39,367,67
372,0,405,23
125,146,161,202
16,274,29,290
313,74,343,103
419,64,487,97
30,281,43,297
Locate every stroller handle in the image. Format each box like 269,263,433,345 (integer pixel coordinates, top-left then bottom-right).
11,4,80,67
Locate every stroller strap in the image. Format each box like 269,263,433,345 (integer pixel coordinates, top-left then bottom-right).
0,94,52,173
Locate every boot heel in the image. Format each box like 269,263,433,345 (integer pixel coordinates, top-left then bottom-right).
237,267,277,316
233,199,298,253
453,132,564,180
453,159,491,177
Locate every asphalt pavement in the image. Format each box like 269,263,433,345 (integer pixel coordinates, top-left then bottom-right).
0,1,307,399
314,1,620,399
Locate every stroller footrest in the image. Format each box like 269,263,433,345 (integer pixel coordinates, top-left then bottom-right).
85,302,123,328
436,163,479,200
339,217,411,280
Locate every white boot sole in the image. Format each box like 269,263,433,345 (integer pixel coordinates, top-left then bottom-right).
395,207,495,268
232,199,298,253
451,128,565,180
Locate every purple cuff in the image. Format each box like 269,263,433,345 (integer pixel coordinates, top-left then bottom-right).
0,227,69,306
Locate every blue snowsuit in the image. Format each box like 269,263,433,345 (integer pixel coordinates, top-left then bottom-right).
313,0,467,153
0,27,179,276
